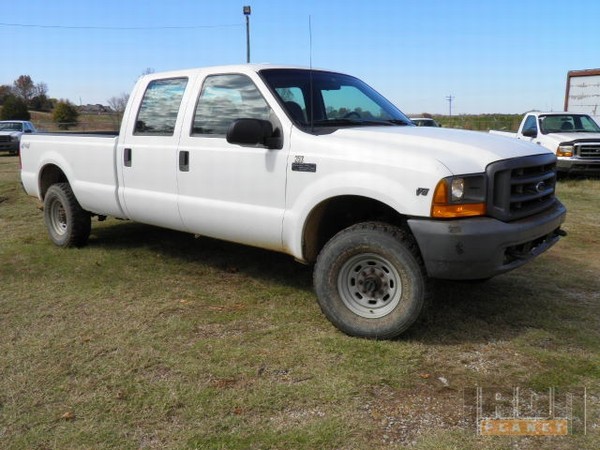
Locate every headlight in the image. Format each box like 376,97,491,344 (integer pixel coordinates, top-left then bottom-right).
10,135,19,142
556,145,573,157
451,178,465,201
432,174,486,218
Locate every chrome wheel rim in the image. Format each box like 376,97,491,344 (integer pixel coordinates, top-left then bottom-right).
337,253,402,318
48,198,68,236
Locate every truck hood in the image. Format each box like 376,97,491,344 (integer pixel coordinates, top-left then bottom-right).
326,126,550,174
540,132,600,144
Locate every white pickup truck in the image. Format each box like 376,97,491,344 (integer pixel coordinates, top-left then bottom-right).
490,111,600,176
20,65,567,339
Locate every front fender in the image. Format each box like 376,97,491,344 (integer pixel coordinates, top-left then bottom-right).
281,170,444,261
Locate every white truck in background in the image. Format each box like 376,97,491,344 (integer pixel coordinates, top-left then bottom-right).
490,111,600,176
20,64,567,339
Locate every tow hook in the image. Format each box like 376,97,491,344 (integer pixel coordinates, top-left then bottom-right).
556,228,567,237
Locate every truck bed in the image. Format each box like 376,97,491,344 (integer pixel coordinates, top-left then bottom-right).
20,133,126,218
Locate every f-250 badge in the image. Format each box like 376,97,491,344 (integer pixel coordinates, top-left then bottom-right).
292,155,317,173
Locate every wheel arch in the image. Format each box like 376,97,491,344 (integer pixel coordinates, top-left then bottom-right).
301,195,414,263
39,163,69,199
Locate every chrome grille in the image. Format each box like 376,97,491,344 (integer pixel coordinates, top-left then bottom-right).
487,154,558,222
0,136,11,143
576,143,600,159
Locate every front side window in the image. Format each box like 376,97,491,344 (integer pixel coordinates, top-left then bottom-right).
192,74,272,136
134,78,188,136
522,115,537,134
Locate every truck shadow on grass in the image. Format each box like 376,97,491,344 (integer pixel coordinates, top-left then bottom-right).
89,221,590,345
89,220,314,293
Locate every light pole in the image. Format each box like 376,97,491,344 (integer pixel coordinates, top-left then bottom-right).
243,6,251,63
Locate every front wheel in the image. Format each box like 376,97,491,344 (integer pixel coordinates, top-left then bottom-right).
314,222,426,339
44,183,91,247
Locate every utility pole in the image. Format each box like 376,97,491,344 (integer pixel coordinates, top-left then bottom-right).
243,6,251,63
446,95,454,116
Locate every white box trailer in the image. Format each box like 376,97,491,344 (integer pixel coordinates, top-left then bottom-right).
565,69,600,124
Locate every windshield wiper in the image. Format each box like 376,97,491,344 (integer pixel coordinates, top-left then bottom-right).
385,119,412,126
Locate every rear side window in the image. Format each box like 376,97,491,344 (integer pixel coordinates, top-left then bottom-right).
134,78,188,136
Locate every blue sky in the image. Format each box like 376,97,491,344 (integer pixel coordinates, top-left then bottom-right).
2,0,599,114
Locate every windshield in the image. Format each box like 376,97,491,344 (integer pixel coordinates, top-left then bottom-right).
260,69,412,129
0,122,23,132
539,114,600,134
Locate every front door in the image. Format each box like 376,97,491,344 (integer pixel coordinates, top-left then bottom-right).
176,73,288,251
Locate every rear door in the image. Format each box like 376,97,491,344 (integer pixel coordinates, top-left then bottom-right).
118,77,189,230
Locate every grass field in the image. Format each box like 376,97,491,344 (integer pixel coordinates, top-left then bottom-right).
1,155,599,449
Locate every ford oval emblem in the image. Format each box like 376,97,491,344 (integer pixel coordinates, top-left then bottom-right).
535,181,546,193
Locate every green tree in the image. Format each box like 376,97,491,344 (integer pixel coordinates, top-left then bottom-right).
0,95,31,120
53,100,79,130
30,82,52,111
29,94,53,112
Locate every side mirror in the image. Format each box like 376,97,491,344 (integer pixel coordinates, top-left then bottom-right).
522,128,537,138
226,119,282,149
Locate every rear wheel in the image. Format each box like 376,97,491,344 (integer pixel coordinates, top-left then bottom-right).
314,222,426,339
44,183,91,247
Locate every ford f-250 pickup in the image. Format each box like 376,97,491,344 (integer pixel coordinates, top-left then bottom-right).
0,120,37,155
20,65,567,339
490,111,600,176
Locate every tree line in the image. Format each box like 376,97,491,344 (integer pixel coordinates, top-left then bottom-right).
1,75,79,129
1,74,135,131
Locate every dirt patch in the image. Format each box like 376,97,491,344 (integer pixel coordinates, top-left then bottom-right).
361,383,467,446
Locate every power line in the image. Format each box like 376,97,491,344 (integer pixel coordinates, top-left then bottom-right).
0,21,243,31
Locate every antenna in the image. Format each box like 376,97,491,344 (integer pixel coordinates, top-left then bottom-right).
243,6,251,63
309,15,313,69
309,15,314,132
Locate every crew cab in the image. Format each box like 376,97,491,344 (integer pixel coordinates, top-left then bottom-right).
490,112,600,175
20,65,567,339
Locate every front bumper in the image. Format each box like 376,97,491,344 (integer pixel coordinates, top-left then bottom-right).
0,140,19,154
407,200,567,280
557,158,600,175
